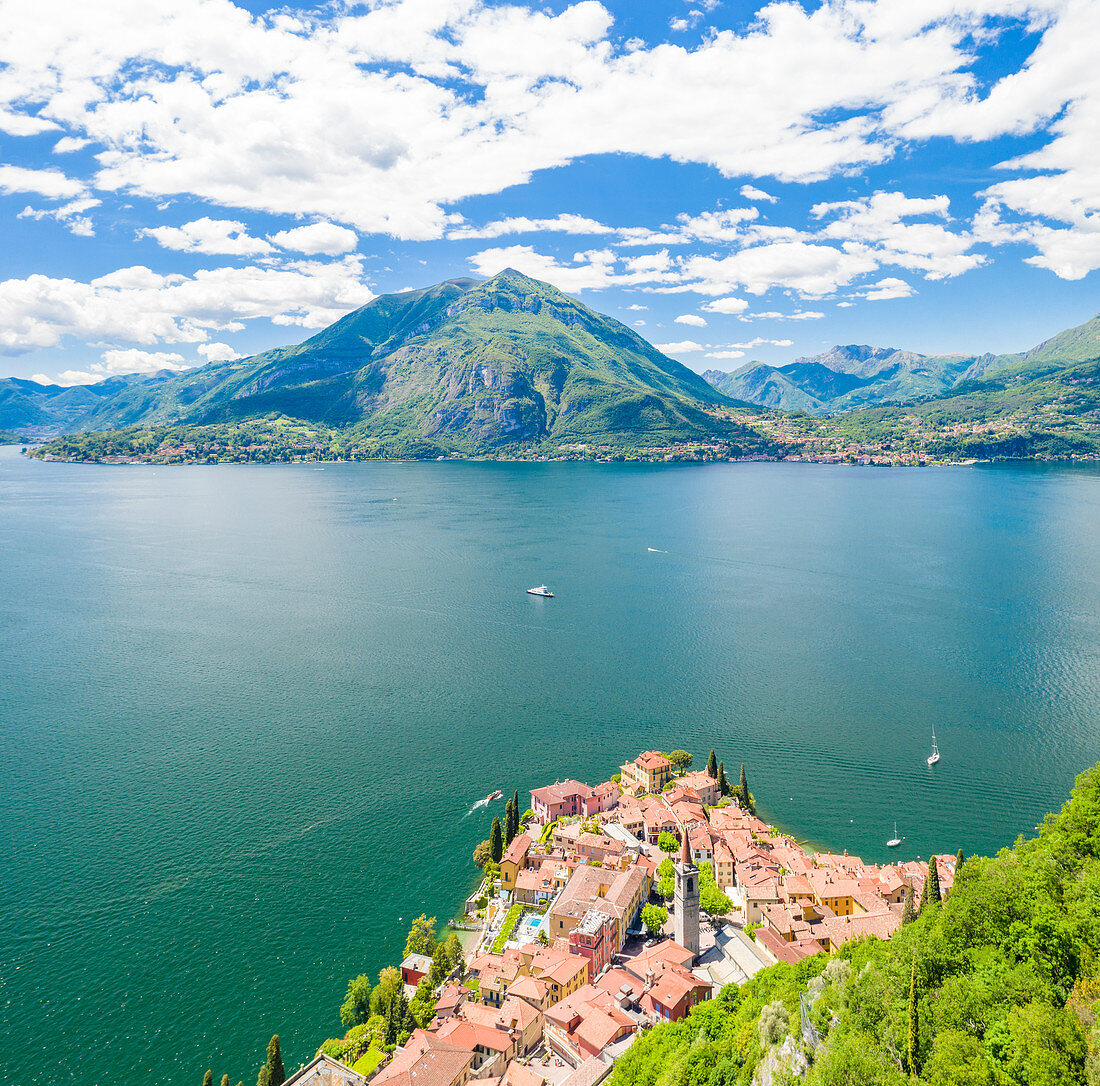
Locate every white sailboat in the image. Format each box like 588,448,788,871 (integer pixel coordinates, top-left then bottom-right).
927,726,941,766
887,822,902,848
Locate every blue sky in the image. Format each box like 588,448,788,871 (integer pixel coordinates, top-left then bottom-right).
0,0,1097,385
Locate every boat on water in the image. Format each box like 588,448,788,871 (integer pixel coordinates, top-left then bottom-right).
485,789,502,803
927,726,941,766
527,585,553,597
887,821,902,848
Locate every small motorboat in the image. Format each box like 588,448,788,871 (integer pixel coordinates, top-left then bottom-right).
887,821,902,848
927,726,941,766
527,585,553,597
486,789,502,803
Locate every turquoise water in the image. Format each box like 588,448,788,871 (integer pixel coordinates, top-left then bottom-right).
3,448,1100,1085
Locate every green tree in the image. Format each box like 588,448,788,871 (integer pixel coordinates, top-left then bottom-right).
656,875,675,900
667,750,693,771
956,847,965,871
203,1072,214,1086
717,760,730,796
640,904,668,935
699,864,731,916
429,939,451,987
220,1077,230,1086
901,884,915,926
706,749,718,778
658,831,680,853
503,797,515,845
404,914,438,958
924,858,942,907
372,966,403,1018
490,817,504,863
340,974,372,1027
511,790,520,838
739,763,755,815
907,955,919,1075
472,839,493,868
444,932,463,974
257,1035,284,1086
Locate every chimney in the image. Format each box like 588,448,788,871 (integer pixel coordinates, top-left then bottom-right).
644,969,654,993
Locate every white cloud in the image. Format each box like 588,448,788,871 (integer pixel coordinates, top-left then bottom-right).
448,213,610,240
141,218,273,256
99,348,188,375
53,136,91,153
812,191,984,279
683,241,879,297
858,276,914,300
0,257,374,354
741,310,825,321
0,0,1070,244
0,164,85,199
627,303,647,310
18,196,99,236
704,349,745,359
268,221,359,256
654,339,705,353
675,313,707,326
197,342,241,361
702,296,749,314
740,184,777,203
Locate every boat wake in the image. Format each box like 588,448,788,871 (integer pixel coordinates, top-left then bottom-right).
647,547,668,553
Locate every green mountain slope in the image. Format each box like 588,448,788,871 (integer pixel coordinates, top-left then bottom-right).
0,373,169,438
613,761,1100,1086
72,269,743,453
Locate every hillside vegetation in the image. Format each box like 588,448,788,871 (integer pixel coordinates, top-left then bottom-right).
612,762,1100,1086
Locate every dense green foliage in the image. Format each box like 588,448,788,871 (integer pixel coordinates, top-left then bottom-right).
490,817,504,863
642,904,669,935
707,750,718,779
612,761,1100,1086
403,914,438,959
339,974,373,1027
256,1035,284,1086
659,832,681,853
667,750,693,771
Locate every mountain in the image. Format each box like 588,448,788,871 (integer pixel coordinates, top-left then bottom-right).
0,372,170,439
55,269,744,454
705,345,976,414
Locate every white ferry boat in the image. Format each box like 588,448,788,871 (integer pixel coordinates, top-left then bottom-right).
527,585,553,597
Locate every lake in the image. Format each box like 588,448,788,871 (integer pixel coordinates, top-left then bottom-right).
2,447,1100,1085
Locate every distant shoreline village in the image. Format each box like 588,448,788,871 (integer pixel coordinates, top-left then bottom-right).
268,748,956,1086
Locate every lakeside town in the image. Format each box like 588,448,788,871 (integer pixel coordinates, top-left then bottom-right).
269,749,958,1086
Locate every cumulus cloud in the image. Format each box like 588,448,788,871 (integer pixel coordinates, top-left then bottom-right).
268,221,359,256
654,339,705,353
675,313,707,326
705,349,745,359
448,214,610,240
0,0,1078,244
197,342,241,361
0,257,374,354
141,218,274,256
0,164,86,199
702,296,749,314
858,277,914,300
740,184,777,203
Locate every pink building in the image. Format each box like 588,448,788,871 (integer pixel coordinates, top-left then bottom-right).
531,780,593,821
567,909,615,977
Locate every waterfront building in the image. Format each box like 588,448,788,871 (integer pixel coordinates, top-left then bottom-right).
373,1030,474,1086
400,953,433,988
673,833,700,961
500,832,532,894
285,1054,368,1086
531,780,594,822
619,751,672,796
548,864,649,951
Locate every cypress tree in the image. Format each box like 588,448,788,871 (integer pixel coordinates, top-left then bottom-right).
221,1077,230,1086
717,761,730,796
706,750,718,779
956,848,965,871
901,884,915,925
203,1072,214,1086
511,790,520,836
739,763,755,815
924,858,942,906
259,1035,284,1086
504,798,516,846
907,955,919,1075
490,817,504,863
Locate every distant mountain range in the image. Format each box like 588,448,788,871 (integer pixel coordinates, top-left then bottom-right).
4,270,751,454
6,275,1100,463
702,315,1100,414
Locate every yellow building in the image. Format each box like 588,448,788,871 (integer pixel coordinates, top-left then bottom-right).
619,750,673,796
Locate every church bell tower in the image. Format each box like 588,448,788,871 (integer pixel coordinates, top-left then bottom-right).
673,831,700,960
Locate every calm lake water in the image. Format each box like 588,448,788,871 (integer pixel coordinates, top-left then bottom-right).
3,447,1100,1085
